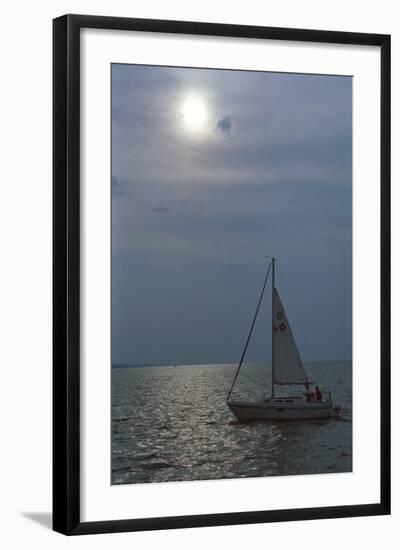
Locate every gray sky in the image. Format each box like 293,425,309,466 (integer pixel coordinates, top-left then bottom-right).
112,64,352,365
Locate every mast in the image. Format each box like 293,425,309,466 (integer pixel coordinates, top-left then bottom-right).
271,257,276,398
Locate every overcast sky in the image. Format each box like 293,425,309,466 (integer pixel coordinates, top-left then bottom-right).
111,64,352,365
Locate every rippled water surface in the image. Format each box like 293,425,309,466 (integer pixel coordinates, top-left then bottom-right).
112,362,352,484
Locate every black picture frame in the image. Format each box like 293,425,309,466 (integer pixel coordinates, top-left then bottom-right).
53,14,391,536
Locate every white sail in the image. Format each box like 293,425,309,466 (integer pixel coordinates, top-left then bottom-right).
272,288,308,385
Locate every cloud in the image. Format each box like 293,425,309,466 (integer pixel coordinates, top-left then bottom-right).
216,116,232,135
111,66,352,363
112,176,124,197
152,206,170,214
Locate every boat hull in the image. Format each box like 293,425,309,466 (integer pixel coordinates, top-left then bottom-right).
228,399,334,421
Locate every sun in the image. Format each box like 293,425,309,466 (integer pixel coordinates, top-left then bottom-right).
180,96,209,132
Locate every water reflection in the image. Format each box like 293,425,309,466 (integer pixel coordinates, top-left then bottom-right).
112,362,352,484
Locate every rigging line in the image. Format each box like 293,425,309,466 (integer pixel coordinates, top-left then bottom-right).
226,260,272,404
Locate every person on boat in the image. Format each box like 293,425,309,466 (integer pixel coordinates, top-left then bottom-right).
315,386,322,401
305,390,315,402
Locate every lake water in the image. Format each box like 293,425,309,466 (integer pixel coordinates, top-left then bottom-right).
112,361,352,484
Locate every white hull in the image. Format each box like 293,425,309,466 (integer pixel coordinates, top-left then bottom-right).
228,398,334,421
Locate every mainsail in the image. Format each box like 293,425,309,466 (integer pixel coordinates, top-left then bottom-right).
272,288,308,385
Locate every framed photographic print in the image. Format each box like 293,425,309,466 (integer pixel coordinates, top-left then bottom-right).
53,14,390,535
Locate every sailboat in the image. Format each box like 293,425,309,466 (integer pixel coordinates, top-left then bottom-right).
227,256,339,421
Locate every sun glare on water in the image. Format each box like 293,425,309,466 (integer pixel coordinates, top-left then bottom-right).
181,96,209,133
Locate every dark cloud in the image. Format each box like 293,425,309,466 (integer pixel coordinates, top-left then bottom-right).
152,206,170,214
112,175,124,197
216,116,232,135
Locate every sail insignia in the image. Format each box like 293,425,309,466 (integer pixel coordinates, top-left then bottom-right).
272,288,308,385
